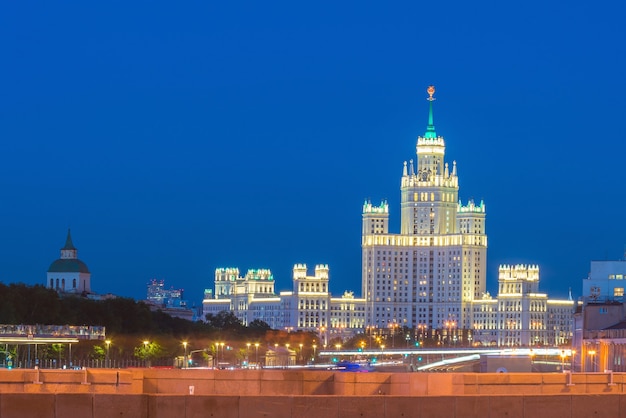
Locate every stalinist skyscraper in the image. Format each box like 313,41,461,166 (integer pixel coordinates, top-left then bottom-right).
362,86,487,334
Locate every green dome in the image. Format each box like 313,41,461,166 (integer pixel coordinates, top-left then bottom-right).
47,258,90,274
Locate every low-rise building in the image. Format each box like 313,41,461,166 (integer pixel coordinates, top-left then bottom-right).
471,265,574,347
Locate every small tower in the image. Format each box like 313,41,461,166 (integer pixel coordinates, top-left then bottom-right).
47,229,91,294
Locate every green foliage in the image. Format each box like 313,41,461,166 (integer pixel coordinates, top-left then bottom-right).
134,341,164,360
92,344,106,360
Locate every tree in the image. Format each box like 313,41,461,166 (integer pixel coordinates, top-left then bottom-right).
205,311,244,332
134,341,164,366
249,319,271,332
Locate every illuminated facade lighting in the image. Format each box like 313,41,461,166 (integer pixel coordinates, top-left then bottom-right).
362,86,487,331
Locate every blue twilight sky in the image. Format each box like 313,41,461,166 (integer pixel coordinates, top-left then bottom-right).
1,1,625,308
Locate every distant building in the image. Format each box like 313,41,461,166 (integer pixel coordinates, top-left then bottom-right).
203,268,282,329
471,265,574,347
47,229,91,294
572,251,626,372
203,264,366,340
581,250,626,303
147,279,186,308
145,279,195,321
361,86,487,334
203,88,575,346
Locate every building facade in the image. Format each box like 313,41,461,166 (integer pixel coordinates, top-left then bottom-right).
581,252,626,303
202,88,574,347
203,264,366,339
471,264,574,347
47,229,91,294
362,86,487,333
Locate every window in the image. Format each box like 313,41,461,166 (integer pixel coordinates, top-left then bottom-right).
615,288,624,297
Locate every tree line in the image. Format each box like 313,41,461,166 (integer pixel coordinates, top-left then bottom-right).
0,282,323,367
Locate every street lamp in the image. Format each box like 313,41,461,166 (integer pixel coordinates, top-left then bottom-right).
246,343,251,365
182,341,188,369
254,343,259,365
589,349,597,372
105,340,111,368
143,341,150,367
560,350,566,372
312,344,317,363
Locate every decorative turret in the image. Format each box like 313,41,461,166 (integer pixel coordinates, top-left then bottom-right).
61,229,78,259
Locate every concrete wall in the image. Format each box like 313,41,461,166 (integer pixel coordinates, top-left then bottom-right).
3,369,626,396
0,393,624,417
3,369,626,416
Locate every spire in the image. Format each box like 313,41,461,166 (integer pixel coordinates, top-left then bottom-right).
424,85,437,139
60,229,78,260
63,228,77,250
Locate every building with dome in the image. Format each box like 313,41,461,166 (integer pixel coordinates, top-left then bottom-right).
47,229,91,294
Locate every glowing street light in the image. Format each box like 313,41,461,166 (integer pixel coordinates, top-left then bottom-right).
182,341,188,369
312,344,317,363
254,343,260,365
105,340,111,368
589,349,597,372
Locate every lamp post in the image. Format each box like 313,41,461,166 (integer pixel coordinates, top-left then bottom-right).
389,322,397,348
105,340,111,368
143,341,149,367
380,344,385,361
560,350,566,372
589,349,596,372
182,341,188,369
312,344,317,363
254,343,259,365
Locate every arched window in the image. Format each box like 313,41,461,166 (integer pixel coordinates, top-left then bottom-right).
56,278,59,289
73,278,77,288
50,279,54,288
61,278,65,290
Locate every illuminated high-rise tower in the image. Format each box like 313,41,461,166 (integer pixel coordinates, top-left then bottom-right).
362,86,487,334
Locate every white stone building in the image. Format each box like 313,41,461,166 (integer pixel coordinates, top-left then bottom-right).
203,264,366,339
471,265,574,347
361,86,487,332
47,229,91,294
